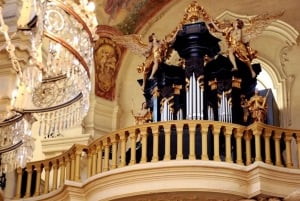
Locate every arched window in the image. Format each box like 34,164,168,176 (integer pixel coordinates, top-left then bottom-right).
255,60,277,101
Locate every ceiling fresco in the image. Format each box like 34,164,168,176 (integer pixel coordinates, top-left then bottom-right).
96,0,172,34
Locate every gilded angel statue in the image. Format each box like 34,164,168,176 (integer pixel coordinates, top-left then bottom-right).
111,27,180,90
209,11,284,78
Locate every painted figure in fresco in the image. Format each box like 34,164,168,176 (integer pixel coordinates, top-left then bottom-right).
104,0,137,22
94,39,120,100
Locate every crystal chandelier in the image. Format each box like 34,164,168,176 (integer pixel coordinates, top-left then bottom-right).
0,0,97,183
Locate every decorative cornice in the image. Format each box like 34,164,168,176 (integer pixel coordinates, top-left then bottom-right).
41,134,91,157
284,189,300,201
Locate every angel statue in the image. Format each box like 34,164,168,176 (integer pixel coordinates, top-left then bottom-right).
209,12,283,78
131,102,152,125
145,33,162,79
247,89,269,123
111,27,180,90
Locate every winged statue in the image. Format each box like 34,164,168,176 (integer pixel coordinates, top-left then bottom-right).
242,11,284,43
111,34,150,57
208,11,284,78
111,27,181,89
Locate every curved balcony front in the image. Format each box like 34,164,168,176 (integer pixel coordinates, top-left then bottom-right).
11,120,300,201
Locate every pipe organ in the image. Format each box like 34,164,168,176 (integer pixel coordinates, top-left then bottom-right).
141,21,261,126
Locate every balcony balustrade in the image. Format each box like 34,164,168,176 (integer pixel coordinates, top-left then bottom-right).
12,120,300,200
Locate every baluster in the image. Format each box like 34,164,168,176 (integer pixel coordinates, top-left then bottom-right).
70,105,74,128
176,125,183,160
285,133,293,168
47,112,53,137
189,124,196,160
244,131,253,165
87,151,92,178
296,134,300,168
56,110,61,134
201,125,208,160
235,129,243,165
66,106,70,129
75,149,82,181
234,129,243,165
15,167,23,199
38,113,43,136
77,105,80,123
34,165,42,196
52,111,57,136
119,134,127,168
264,129,272,165
103,138,110,171
52,162,58,190
43,165,50,194
213,125,221,161
91,148,97,176
164,125,171,161
253,128,263,162
225,127,232,163
65,107,69,129
65,156,71,180
111,135,119,169
59,160,65,187
129,131,137,164
61,107,66,131
152,126,159,162
140,127,148,163
72,104,76,127
44,113,48,138
70,153,75,180
25,166,33,198
273,131,283,166
96,143,103,172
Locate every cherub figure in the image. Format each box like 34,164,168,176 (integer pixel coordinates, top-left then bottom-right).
209,12,283,78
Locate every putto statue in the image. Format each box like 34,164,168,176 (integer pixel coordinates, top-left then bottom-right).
110,1,283,126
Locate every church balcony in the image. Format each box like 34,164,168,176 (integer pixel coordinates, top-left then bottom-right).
10,120,300,201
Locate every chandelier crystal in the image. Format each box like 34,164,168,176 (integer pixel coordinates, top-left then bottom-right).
0,0,97,179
